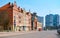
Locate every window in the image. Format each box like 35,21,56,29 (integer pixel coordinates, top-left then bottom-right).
19,16,21,18
19,21,21,23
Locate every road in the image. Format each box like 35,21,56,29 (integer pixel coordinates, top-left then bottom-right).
0,30,60,38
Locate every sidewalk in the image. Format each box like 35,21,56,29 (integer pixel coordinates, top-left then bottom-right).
0,31,37,37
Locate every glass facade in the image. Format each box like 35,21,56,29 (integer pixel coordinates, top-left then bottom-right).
45,14,60,29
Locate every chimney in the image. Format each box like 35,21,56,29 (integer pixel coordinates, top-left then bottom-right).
14,1,17,7
8,2,10,4
18,6,20,10
21,8,23,13
11,3,13,7
18,7,21,12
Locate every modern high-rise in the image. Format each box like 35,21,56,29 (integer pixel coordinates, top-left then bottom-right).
45,14,54,29
45,14,60,29
53,14,60,29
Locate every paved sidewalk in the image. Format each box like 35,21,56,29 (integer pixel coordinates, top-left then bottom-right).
0,31,38,37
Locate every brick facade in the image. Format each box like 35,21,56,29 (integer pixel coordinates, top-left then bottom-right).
0,2,38,31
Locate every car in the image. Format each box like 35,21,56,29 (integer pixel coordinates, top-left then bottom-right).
38,28,42,31
57,29,60,34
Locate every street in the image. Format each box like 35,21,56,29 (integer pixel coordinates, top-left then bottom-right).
0,30,60,38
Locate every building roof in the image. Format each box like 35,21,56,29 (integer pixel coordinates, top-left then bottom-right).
0,1,32,14
0,2,11,11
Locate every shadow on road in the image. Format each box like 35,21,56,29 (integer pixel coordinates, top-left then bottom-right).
56,33,60,38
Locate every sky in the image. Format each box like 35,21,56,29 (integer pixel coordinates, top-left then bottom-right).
0,0,60,17
0,0,60,26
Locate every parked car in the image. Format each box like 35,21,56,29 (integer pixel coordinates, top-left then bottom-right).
57,29,60,34
38,28,42,31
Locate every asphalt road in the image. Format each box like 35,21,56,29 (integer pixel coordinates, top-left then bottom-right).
0,30,60,38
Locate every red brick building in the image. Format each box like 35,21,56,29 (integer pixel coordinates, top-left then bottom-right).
0,2,13,31
0,2,38,31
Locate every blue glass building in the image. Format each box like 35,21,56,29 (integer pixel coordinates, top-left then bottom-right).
45,14,60,29
53,14,60,29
